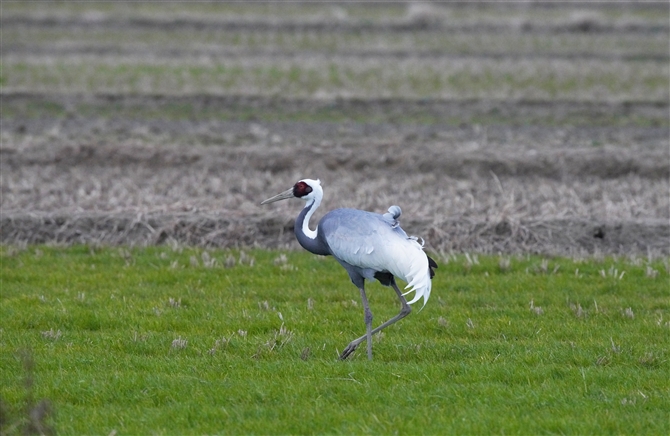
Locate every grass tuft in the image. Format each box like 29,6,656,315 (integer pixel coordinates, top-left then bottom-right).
170,337,188,350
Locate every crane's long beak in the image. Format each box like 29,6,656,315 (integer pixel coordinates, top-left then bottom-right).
261,188,294,205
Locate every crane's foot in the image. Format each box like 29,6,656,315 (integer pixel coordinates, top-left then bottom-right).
339,342,359,360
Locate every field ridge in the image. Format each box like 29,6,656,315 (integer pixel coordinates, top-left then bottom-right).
3,13,669,34
2,212,668,256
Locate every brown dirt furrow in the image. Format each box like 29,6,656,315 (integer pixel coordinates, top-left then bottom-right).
4,46,667,63
1,212,667,256
4,93,667,129
3,141,667,181
2,15,667,34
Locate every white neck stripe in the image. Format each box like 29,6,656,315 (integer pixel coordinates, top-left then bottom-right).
302,198,319,240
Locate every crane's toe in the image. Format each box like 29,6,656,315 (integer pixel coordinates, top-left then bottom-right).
339,342,359,360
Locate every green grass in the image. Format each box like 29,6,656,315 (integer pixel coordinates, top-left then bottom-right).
5,28,668,58
2,59,667,103
1,246,668,434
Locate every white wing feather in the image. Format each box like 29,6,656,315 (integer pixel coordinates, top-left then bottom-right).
320,209,432,307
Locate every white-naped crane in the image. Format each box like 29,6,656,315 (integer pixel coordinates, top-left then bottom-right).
261,178,437,360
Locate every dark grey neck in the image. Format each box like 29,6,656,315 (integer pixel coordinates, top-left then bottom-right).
295,201,330,256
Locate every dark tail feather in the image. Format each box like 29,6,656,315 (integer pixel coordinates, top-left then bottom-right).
374,271,394,287
427,255,438,279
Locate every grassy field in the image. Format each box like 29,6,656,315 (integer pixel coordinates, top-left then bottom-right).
3,50,666,101
1,246,668,434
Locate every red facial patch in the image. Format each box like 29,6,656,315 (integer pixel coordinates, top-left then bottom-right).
293,181,313,198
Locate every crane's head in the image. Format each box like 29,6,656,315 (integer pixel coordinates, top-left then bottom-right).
261,179,322,205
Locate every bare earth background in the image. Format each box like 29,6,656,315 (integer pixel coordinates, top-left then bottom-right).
1,2,668,256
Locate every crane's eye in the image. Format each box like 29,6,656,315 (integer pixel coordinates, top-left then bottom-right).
293,181,313,197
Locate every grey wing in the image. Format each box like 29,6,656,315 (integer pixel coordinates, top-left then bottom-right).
319,209,381,259
319,208,412,273
320,208,432,306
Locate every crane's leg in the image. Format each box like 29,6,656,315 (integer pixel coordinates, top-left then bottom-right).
340,286,373,360
339,281,412,360
360,286,373,360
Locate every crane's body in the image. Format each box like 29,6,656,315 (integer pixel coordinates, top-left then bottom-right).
262,178,436,360
301,207,432,306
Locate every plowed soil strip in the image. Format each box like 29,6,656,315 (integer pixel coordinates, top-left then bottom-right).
3,15,668,34
3,93,668,128
2,212,668,256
